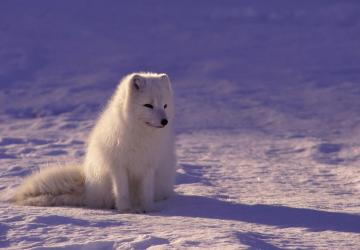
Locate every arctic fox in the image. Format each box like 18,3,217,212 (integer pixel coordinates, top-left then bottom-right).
12,72,176,212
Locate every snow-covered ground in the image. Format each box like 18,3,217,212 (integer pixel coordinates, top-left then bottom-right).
1,1,360,249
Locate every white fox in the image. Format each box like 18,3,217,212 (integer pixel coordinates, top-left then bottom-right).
13,72,176,212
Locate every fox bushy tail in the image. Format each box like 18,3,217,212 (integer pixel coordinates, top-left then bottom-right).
12,164,85,207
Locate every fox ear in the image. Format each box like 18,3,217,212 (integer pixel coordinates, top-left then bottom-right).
160,73,169,82
132,74,145,91
160,73,172,91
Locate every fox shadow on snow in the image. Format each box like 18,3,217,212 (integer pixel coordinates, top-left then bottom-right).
169,164,360,233
160,195,360,234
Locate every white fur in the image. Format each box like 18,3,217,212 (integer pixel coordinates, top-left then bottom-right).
13,72,177,212
13,164,85,207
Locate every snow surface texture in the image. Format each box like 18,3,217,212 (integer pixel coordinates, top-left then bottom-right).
1,1,360,249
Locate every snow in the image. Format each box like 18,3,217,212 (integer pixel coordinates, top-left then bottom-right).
1,1,360,249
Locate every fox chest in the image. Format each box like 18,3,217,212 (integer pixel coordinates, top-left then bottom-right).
111,138,163,173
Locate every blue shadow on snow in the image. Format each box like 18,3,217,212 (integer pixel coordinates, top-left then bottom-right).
236,232,282,250
161,195,360,233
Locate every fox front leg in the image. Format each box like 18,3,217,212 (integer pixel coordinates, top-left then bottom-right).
112,168,131,212
138,169,155,212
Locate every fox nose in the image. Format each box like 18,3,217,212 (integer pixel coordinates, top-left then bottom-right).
161,119,168,126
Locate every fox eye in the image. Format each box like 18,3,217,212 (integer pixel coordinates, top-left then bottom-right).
164,104,167,109
143,104,153,109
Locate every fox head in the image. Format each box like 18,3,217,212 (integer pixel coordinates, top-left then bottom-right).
124,72,174,129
